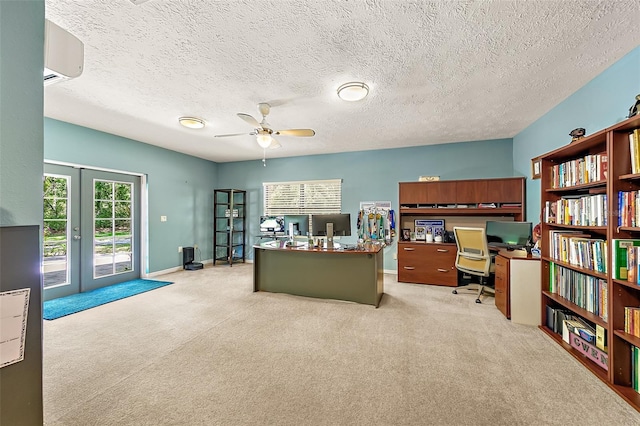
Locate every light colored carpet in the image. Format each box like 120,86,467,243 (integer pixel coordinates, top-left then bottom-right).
43,264,640,425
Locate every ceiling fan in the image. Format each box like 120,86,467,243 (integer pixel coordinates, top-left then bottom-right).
214,103,315,150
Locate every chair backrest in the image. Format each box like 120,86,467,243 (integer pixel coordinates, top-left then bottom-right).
453,227,491,278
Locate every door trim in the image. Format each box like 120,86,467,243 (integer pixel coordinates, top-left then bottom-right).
44,160,149,277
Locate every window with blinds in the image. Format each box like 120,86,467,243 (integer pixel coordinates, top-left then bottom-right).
263,179,342,216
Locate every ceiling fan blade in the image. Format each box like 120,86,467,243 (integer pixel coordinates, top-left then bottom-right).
274,129,315,137
214,133,248,138
237,113,261,128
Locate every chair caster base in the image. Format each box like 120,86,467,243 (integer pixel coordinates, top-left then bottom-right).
452,290,458,294
475,299,481,304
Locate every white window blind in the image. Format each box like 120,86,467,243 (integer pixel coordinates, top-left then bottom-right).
263,179,342,216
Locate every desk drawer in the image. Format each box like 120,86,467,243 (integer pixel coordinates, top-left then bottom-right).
494,255,509,318
398,243,457,286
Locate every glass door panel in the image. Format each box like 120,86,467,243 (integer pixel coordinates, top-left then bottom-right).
43,175,69,287
43,164,81,300
81,169,140,292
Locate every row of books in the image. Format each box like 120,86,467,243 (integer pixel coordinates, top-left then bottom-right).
628,128,640,174
549,263,608,321
632,345,640,395
546,306,608,370
544,194,607,227
550,152,607,188
618,190,640,227
612,239,640,283
548,230,607,273
624,307,640,338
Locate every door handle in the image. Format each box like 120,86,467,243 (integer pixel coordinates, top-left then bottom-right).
403,247,415,251
437,249,449,252
403,266,415,270
73,235,81,240
437,268,449,272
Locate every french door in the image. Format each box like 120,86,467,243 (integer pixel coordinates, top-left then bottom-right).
43,164,141,301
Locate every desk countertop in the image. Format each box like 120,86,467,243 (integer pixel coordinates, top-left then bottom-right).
496,249,540,261
254,240,383,254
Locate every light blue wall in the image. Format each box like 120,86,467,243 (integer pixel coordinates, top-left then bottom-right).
514,46,640,222
0,0,44,226
217,138,515,270
44,119,218,273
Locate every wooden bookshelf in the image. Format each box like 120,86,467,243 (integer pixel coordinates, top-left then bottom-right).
539,114,640,412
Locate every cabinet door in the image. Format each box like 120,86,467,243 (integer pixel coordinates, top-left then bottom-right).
399,182,428,205
427,181,457,204
456,180,488,204
486,178,523,203
494,255,509,318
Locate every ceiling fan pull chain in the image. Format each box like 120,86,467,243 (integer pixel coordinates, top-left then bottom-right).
262,149,267,167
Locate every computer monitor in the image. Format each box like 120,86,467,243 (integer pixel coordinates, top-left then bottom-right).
311,213,351,237
259,215,285,234
284,214,310,237
485,220,532,248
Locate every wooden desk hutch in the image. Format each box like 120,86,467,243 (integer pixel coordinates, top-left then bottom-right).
397,177,526,286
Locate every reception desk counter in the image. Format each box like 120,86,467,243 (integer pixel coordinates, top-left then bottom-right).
253,240,384,307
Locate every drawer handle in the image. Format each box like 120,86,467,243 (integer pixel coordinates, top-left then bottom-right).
403,266,416,270
437,268,449,273
403,247,415,251
436,249,449,252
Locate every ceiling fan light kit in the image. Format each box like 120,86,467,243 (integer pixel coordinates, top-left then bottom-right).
337,82,369,101
256,132,273,148
178,116,205,129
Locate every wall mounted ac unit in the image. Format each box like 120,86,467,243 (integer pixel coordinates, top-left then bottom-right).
44,19,84,86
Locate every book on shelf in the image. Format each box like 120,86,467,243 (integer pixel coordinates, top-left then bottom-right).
595,324,607,351
478,203,496,208
548,230,589,263
618,190,640,227
552,308,577,334
611,239,640,280
551,152,608,188
548,262,608,321
633,345,640,394
551,194,607,226
630,129,640,174
630,246,638,284
625,306,640,338
596,151,607,181
546,305,573,333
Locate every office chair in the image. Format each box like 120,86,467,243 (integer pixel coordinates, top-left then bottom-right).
451,226,495,304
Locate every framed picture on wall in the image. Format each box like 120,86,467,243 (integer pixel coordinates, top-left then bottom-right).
531,157,542,180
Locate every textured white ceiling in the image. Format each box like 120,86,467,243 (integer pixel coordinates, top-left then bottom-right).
44,0,640,163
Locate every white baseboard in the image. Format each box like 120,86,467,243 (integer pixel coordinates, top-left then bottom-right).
145,259,213,278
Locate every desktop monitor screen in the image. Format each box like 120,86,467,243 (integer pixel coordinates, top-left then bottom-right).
485,220,532,247
284,215,310,236
311,213,351,237
259,215,285,234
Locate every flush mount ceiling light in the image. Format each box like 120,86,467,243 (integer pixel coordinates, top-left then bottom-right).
337,82,369,101
178,116,205,129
